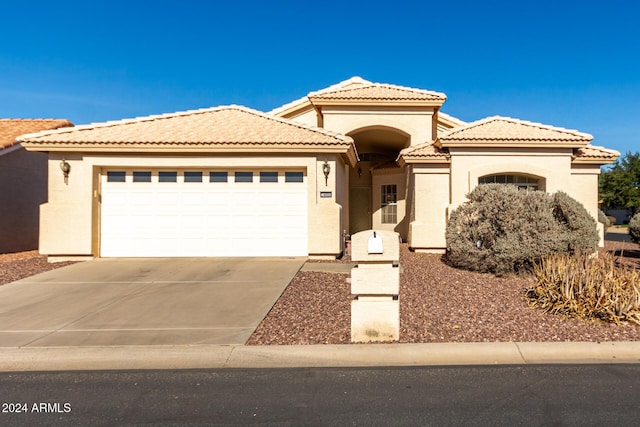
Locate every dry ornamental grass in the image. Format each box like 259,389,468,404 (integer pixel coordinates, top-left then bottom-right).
527,252,640,325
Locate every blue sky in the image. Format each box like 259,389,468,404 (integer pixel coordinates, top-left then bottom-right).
1,0,638,154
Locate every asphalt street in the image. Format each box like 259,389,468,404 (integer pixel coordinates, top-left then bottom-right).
2,364,640,426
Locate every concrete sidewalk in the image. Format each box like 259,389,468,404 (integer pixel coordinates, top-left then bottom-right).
1,342,639,372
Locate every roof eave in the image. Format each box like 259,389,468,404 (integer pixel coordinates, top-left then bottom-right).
308,99,446,108
21,142,353,152
398,155,451,166
440,140,591,149
572,156,619,165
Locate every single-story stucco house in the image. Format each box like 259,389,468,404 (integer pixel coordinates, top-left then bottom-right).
0,119,73,253
17,77,619,261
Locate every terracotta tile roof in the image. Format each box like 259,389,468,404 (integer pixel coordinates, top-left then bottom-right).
0,119,73,150
398,142,451,164
573,145,619,164
308,77,446,104
439,116,592,147
18,105,354,148
271,76,446,116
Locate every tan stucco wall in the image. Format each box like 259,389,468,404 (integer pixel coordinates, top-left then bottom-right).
320,106,436,146
0,147,48,253
282,105,319,127
570,164,604,246
448,148,573,208
408,163,450,250
40,153,346,258
406,149,604,251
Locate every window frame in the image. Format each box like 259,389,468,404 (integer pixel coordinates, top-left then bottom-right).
132,171,152,183
158,171,178,183
235,171,253,183
380,184,398,224
106,171,126,183
184,171,203,183
209,171,228,183
285,171,304,183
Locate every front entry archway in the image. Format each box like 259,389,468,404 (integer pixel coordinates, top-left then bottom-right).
347,126,410,236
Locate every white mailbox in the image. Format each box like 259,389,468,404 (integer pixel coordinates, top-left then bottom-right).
350,229,400,343
367,231,383,254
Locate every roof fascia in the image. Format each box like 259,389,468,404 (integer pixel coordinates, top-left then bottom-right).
309,99,445,108
440,140,590,149
397,155,451,167
21,143,354,155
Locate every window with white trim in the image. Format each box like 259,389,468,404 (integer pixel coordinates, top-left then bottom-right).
478,174,540,190
381,184,397,224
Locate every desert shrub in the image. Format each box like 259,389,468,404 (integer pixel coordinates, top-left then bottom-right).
446,184,599,275
527,252,640,325
598,210,611,229
552,191,599,253
630,212,640,244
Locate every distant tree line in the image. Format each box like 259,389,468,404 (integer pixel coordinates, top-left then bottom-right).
599,151,640,214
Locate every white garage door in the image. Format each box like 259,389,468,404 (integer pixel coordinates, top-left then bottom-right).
100,169,308,257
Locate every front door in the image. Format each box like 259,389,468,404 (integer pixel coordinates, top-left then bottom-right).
349,186,371,235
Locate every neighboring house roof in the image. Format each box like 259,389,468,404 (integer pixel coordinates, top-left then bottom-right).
397,142,451,165
18,105,358,165
271,76,448,115
572,145,620,164
438,116,593,148
0,119,73,152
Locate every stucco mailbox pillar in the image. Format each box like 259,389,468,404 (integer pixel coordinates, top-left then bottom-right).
350,230,400,343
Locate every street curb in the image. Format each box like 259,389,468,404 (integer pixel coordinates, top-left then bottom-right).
1,342,639,372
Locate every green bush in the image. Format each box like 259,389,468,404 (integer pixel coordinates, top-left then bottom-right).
630,212,640,244
598,210,611,229
446,184,599,275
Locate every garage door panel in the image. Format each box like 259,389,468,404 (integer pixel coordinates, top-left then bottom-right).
101,169,308,257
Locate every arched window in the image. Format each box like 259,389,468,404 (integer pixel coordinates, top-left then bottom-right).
478,174,540,190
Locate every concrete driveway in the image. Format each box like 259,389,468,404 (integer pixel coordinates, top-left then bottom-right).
0,257,304,347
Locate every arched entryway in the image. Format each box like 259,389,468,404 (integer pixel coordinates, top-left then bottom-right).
347,126,410,236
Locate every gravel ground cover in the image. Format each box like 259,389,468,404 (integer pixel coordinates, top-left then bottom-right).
2,240,638,345
0,251,77,286
248,240,640,345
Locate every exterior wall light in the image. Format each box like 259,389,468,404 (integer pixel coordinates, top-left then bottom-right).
60,159,71,183
60,159,71,177
322,160,331,186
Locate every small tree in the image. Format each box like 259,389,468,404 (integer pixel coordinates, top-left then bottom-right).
630,212,640,244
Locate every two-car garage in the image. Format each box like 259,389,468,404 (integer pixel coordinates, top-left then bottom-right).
18,105,357,260
100,169,308,257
